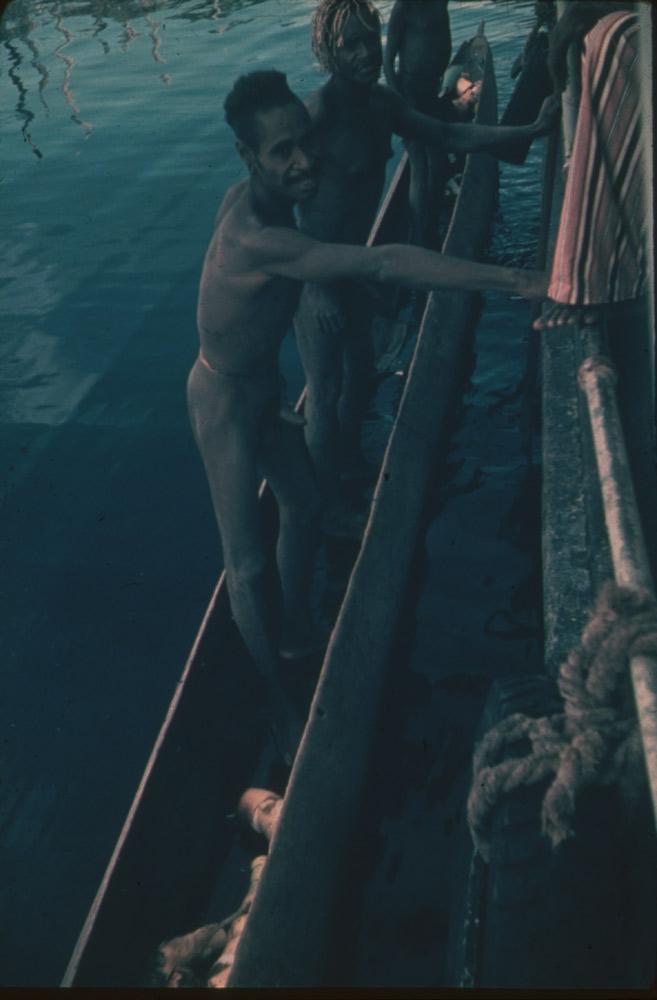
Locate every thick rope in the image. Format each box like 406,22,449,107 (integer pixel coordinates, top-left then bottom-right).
468,582,657,861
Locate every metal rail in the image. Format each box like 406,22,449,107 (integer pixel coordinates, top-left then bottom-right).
554,1,657,828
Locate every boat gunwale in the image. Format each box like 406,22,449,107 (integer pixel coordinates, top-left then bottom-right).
63,24,499,987
228,24,500,987
61,108,412,992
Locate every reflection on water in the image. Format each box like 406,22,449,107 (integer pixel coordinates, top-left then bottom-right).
1,0,270,32
91,9,110,54
0,1,546,986
0,0,277,155
4,35,43,158
54,9,93,137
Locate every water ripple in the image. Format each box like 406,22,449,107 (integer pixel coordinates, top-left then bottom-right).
3,38,43,159
53,9,93,137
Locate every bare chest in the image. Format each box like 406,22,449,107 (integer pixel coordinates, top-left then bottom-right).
321,107,393,176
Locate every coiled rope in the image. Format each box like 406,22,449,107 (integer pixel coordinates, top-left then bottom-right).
468,582,657,861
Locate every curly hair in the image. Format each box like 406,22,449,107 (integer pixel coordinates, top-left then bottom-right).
311,0,381,73
224,70,297,148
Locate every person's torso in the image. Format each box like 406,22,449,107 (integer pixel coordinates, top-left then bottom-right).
197,192,300,375
299,84,394,244
399,5,451,93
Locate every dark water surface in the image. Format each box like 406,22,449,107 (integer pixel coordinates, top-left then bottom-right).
1,0,538,984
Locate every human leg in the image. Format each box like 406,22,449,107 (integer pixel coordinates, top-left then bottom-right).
187,360,298,762
339,284,375,469
407,140,430,247
260,417,323,657
294,284,344,512
187,360,282,669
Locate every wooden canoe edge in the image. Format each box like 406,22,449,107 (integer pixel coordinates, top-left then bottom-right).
228,31,499,989
60,144,412,988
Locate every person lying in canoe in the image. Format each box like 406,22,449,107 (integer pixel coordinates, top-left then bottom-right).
188,69,548,765
295,0,560,538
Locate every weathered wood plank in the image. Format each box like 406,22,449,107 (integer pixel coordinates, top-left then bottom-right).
228,31,499,988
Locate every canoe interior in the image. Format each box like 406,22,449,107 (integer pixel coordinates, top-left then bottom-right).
62,127,412,992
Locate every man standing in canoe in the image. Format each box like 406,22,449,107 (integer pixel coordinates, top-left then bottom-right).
189,69,550,764
295,0,559,537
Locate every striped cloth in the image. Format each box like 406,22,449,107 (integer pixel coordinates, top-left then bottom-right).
548,11,647,306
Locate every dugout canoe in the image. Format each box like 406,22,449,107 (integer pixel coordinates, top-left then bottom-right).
62,24,498,988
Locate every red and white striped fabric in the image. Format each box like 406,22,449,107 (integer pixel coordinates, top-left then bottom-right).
548,10,647,306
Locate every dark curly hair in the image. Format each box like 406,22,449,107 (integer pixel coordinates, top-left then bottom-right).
224,70,298,148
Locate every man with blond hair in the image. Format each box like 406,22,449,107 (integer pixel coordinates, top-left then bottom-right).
295,0,559,537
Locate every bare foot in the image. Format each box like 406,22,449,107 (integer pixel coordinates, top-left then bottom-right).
533,301,600,331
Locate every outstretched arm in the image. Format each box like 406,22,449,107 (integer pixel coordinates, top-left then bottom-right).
248,228,547,300
393,90,561,154
383,2,405,95
376,243,547,300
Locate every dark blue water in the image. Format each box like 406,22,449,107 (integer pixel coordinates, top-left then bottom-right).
0,0,539,985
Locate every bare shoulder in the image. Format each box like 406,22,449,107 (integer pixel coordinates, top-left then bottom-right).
240,220,310,266
214,179,249,228
305,85,329,126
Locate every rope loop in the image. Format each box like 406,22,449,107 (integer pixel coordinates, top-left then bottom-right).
468,582,657,859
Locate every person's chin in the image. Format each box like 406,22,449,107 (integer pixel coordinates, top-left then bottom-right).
293,179,318,200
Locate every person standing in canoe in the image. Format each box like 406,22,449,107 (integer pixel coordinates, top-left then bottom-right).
383,0,452,247
189,69,550,764
295,0,559,538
